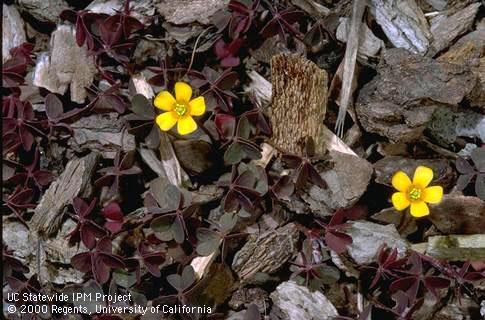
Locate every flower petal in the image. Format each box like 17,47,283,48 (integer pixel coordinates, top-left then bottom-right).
156,112,178,131
392,171,412,192
177,116,197,135
154,91,175,111
392,192,411,211
175,82,192,102
189,96,206,116
413,166,433,188
423,186,443,204
410,201,429,217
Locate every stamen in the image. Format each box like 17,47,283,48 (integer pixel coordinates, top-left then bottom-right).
174,102,188,116
408,187,422,201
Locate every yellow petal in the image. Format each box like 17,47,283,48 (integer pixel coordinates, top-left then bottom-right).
189,96,206,116
392,192,411,211
413,166,434,189
423,186,443,204
156,112,178,131
175,82,192,102
410,201,429,217
177,115,197,135
392,171,412,192
154,91,175,111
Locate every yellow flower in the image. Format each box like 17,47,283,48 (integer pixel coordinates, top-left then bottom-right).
391,166,443,218
154,82,206,135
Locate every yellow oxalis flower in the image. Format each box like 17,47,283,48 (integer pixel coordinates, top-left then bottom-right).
391,166,443,218
154,82,206,135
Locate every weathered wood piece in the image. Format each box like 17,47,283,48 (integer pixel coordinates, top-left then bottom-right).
429,194,485,235
428,2,481,57
87,0,156,24
369,0,431,55
245,71,272,109
4,217,86,285
345,221,409,264
270,281,338,320
33,25,96,103
321,125,357,156
438,19,485,111
335,0,366,137
69,113,136,159
232,223,299,282
425,0,447,10
29,153,99,236
269,54,328,155
156,0,229,25
355,48,477,142
18,0,69,23
427,234,485,261
3,4,26,63
305,150,372,215
248,74,355,157
336,17,384,59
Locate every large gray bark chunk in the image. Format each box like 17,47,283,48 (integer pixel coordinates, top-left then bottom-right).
428,3,481,57
369,0,431,54
2,4,26,63
427,234,485,261
305,151,373,215
18,0,69,23
156,0,229,25
438,19,485,111
270,281,338,320
355,48,477,142
68,113,136,159
33,25,96,103
29,153,99,236
429,194,485,235
345,221,409,264
232,223,299,282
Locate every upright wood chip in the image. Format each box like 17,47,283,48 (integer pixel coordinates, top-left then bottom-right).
269,54,328,155
29,152,99,236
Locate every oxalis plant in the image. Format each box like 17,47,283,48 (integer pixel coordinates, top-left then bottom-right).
3,0,485,319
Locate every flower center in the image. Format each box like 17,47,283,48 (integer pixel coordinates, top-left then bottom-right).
408,187,422,201
174,102,188,116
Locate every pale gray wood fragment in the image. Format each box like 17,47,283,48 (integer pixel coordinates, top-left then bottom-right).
428,2,481,56
369,0,431,54
29,152,99,236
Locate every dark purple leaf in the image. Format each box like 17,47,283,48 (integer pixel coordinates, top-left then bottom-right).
471,147,485,172
475,174,485,200
325,231,352,254
456,173,474,190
